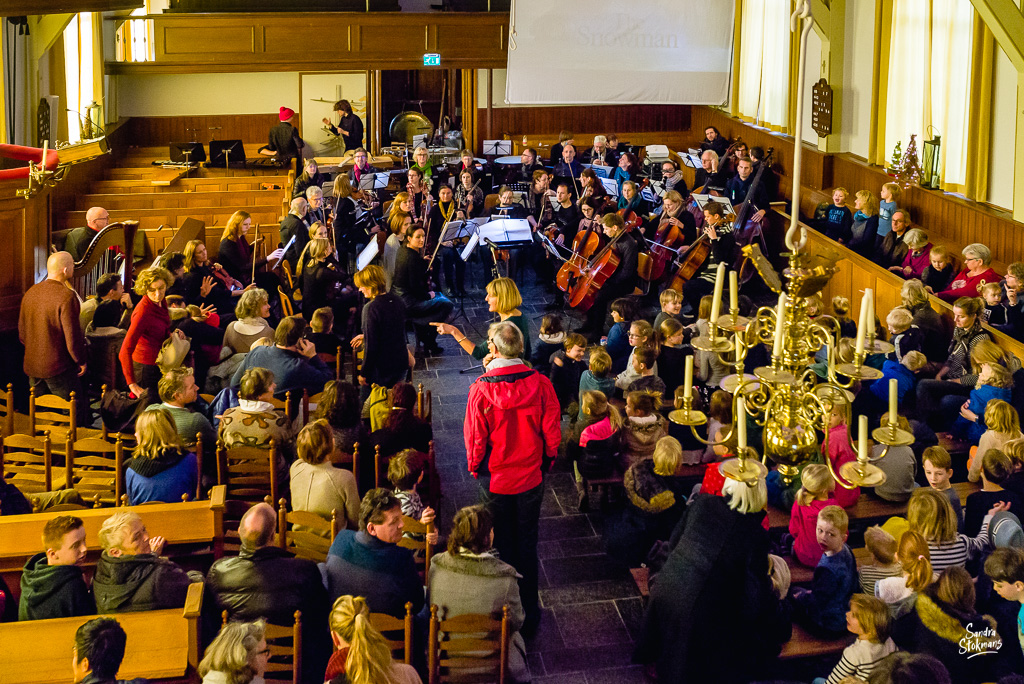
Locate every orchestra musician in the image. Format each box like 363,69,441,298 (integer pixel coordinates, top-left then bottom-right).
658,190,697,245
293,159,327,200
553,144,583,179
699,126,729,158
578,168,610,208
392,224,453,356
280,197,310,271
428,184,466,297
726,158,767,222
576,213,639,341
456,149,482,183
613,153,640,195
406,167,431,221
660,160,688,196
218,210,285,287
262,106,304,174
511,147,544,184
297,237,347,321
693,150,730,193
330,173,359,256
749,146,778,201
681,201,736,306
454,169,485,219
387,192,415,224
382,211,412,289
617,181,650,224
548,184,582,247
524,170,556,228
722,141,749,176
321,99,364,152
493,186,529,220
549,130,574,165
305,186,331,229
582,135,618,167
182,239,247,316
350,148,379,187
410,145,435,181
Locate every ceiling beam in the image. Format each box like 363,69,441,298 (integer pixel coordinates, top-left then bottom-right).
969,0,1024,72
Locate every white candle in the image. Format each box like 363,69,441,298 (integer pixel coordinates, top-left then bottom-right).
683,355,693,400
772,293,787,358
729,270,738,312
855,290,868,356
865,289,874,340
736,396,747,451
858,415,868,461
709,263,725,326
888,378,898,425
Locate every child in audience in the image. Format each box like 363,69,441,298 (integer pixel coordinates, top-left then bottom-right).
860,351,926,424
819,594,896,684
532,314,566,375
821,187,853,244
920,244,955,293
791,463,839,567
971,399,1024,482
691,295,729,389
823,401,861,508
308,307,344,357
877,182,899,239
983,547,1024,663
703,389,734,463
653,288,683,330
876,530,934,612
549,333,587,415
907,487,1004,572
656,317,689,396
885,307,923,362
982,282,1006,325
791,505,858,637
1002,438,1024,499
831,296,857,338
922,446,964,531
615,320,657,391
387,449,438,545
860,526,903,595
621,390,668,467
953,364,1013,444
965,449,1022,536
998,262,1024,339
872,415,917,502
574,391,624,508
579,347,616,398
668,386,709,466
605,298,636,374
624,346,665,396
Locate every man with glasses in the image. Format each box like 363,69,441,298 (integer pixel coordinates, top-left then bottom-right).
349,148,379,187
64,206,110,262
875,208,911,270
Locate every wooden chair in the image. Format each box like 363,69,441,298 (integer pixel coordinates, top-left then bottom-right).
1,433,54,494
278,286,296,317
0,382,16,437
483,193,499,213
264,611,303,684
335,443,361,494
29,387,77,444
427,605,510,684
398,514,434,582
268,391,294,423
217,439,280,506
369,602,414,665
64,436,125,506
280,261,301,303
219,494,272,556
276,498,338,563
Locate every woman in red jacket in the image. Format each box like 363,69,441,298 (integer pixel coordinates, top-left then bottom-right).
119,267,183,404
935,243,1001,302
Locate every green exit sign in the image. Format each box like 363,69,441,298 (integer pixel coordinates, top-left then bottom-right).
423,53,441,66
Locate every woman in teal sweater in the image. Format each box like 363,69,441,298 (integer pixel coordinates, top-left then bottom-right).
433,277,532,361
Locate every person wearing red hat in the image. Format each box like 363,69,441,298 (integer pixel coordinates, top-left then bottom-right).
260,106,305,174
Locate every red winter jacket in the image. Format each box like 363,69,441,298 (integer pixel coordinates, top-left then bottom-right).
465,361,561,495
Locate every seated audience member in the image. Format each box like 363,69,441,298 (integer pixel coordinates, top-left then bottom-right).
822,402,861,508
198,620,272,684
819,594,896,684
872,416,918,503
324,595,423,684
218,367,294,478
290,419,360,531
325,489,425,618
80,272,132,332
230,316,333,403
206,502,329,683
621,390,668,467
972,400,1024,484
531,314,566,375
222,288,274,355
982,282,1006,325
936,243,1001,302
623,346,666,396
85,300,128,392
791,505,858,638
906,487,1000,572
848,190,880,257
951,363,1012,444
890,228,932,280
169,302,223,387
921,244,955,294
125,408,198,505
922,446,964,529
983,548,1024,669
790,464,839,568
857,350,925,423
964,449,1022,537
891,567,1003,683
615,320,657,391
886,307,924,361
146,367,216,448
875,208,910,269
427,505,530,683
900,278,951,363
656,318,689,396
549,333,587,413
859,525,903,595
579,346,616,399
19,515,94,620
308,306,345,357
312,380,369,457
370,382,432,462
70,617,131,684
387,450,438,546
653,288,683,331
819,187,853,244
830,296,856,338
998,262,1024,339
93,511,201,613
876,530,935,614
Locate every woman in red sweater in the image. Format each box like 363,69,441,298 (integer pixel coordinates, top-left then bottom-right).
935,243,1001,302
119,267,182,403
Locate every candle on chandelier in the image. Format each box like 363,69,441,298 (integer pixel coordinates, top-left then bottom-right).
729,269,738,312
683,354,693,400
710,263,726,327
888,378,898,426
737,396,747,451
855,290,869,356
858,415,868,461
772,293,787,358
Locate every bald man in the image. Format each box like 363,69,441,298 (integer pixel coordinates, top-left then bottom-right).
18,252,88,414
64,207,110,263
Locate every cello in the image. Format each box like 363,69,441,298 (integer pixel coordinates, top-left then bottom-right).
647,202,694,282
556,216,604,293
565,222,629,311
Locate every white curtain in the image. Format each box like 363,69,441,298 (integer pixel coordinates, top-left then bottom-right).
63,13,98,144
736,0,791,130
884,0,974,189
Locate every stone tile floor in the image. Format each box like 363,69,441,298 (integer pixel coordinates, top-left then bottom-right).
411,269,649,683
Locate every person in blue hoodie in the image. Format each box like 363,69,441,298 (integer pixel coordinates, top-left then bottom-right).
952,362,1014,444
791,505,858,638
855,350,927,427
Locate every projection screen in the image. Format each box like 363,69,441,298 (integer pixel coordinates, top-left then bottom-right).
505,0,736,106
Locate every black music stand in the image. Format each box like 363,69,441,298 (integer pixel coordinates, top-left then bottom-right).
169,142,206,164
435,220,477,328
209,139,245,168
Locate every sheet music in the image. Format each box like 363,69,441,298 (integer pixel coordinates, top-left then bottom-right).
600,177,619,197
274,235,297,269
356,239,379,271
591,165,610,179
460,233,480,261
682,153,703,169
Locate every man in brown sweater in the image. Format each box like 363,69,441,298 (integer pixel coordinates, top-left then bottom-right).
18,252,89,414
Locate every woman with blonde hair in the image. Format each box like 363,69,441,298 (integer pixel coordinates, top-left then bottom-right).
324,595,421,684
970,399,1023,482
352,265,410,392
222,288,274,354
218,210,285,286
297,237,346,321
331,173,358,252
434,277,532,361
906,487,1006,572
199,619,270,684
848,189,879,257
381,211,412,288
125,406,198,505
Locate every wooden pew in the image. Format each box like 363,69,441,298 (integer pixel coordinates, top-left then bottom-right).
149,164,198,187
57,208,281,233
779,623,853,660
76,189,286,211
90,175,291,194
0,582,204,684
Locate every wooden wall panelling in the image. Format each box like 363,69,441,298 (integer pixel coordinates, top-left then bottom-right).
0,182,50,332
120,114,291,146
479,105,692,139
107,13,508,74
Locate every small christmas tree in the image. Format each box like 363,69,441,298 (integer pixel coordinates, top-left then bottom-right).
888,140,903,174
895,134,923,189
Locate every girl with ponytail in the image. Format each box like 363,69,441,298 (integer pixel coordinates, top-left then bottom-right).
325,595,421,684
876,530,935,618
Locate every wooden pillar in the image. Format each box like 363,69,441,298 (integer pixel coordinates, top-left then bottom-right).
486,69,493,142
460,68,477,153
365,70,374,154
